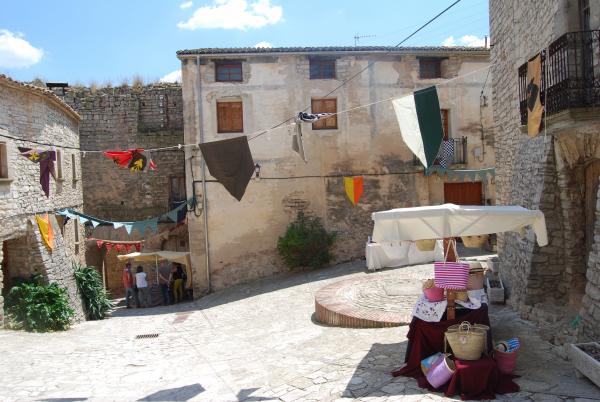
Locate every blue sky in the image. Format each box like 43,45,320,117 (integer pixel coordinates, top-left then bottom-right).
0,0,489,85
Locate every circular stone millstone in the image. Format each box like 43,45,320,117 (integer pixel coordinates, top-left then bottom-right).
314,273,427,328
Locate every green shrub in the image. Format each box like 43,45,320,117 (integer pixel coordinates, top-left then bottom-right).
277,212,336,269
5,275,73,332
73,263,113,320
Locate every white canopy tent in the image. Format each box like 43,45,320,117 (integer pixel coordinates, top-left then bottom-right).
372,204,548,247
117,251,192,288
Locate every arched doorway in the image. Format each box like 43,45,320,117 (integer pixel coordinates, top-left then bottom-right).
585,160,600,257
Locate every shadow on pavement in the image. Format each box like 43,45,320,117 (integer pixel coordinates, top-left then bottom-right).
137,383,204,401
37,399,88,402
236,387,274,401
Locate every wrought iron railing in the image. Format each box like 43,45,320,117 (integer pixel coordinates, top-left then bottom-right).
519,30,600,125
412,137,468,166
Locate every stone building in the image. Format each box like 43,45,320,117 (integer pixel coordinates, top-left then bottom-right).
177,46,494,295
0,75,86,324
60,84,189,297
490,0,600,340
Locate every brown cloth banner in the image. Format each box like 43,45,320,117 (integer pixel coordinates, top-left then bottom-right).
526,53,544,137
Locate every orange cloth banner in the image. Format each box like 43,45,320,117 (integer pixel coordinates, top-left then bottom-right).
526,53,544,137
344,176,364,206
35,213,54,251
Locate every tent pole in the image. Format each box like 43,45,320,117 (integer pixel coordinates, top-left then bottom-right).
155,255,159,286
444,238,457,320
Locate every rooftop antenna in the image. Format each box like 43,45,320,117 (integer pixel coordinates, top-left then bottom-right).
354,33,376,46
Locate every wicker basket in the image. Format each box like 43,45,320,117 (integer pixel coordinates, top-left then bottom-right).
416,239,436,251
461,235,489,249
445,322,487,360
454,289,469,302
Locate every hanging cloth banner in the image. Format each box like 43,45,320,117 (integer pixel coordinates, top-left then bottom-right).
18,147,56,197
436,140,455,168
35,214,54,251
344,176,364,206
526,53,544,137
199,136,255,201
56,198,194,235
291,122,308,163
425,166,496,182
392,86,444,168
91,239,143,253
103,148,157,172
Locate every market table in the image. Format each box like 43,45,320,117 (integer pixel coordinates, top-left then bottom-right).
392,305,520,400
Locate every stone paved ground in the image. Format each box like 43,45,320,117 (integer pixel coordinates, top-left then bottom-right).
0,260,599,402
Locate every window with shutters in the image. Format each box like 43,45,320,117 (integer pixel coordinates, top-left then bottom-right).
71,153,77,183
441,109,450,140
217,101,244,133
419,58,443,79
216,62,243,82
310,59,336,79
311,98,338,130
0,143,8,179
55,150,64,180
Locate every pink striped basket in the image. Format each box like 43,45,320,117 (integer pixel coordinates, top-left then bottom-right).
434,261,470,290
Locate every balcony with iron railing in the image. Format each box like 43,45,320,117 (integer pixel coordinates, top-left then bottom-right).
413,137,468,167
519,30,600,125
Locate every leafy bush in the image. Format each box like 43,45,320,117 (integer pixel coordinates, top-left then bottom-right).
277,212,336,269
5,275,73,332
73,263,113,320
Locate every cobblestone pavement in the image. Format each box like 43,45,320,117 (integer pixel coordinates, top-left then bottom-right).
0,260,599,402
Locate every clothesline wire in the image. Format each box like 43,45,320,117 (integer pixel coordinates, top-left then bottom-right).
0,203,84,224
247,0,463,142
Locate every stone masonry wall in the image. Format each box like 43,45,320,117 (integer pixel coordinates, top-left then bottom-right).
581,177,600,340
61,84,188,297
0,76,85,324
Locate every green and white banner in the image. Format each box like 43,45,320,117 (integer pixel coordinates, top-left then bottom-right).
392,86,444,168
425,166,496,182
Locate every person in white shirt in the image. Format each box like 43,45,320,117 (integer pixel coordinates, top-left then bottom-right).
135,266,150,308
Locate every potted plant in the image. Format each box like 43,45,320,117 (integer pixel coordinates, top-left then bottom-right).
569,342,600,388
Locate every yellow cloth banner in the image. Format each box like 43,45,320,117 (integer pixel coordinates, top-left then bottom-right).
526,53,544,137
35,213,54,251
344,176,364,206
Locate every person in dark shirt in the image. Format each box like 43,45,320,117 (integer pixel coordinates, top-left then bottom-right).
170,263,184,303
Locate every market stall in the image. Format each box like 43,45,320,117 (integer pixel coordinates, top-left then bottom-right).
370,204,547,399
117,251,192,289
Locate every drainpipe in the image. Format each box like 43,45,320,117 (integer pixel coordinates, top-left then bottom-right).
196,55,211,293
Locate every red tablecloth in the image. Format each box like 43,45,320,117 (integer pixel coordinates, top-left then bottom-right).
392,305,519,400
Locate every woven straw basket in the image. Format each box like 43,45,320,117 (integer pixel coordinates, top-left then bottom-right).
416,239,436,251
461,235,489,249
445,321,488,360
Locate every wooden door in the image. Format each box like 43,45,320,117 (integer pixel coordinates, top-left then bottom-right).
444,182,483,205
1,241,9,295
585,160,600,255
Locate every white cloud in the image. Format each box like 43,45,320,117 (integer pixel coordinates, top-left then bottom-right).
177,0,283,30
254,41,272,48
442,35,486,47
180,1,193,9
160,70,182,83
0,29,43,68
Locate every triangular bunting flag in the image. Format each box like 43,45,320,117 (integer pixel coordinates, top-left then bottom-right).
115,244,124,253
292,123,308,163
392,86,444,168
79,216,89,224
90,219,101,228
343,176,364,206
113,222,124,229
147,218,158,233
105,243,113,251
135,243,141,252
96,240,104,249
166,208,180,223
124,224,133,235
125,244,133,253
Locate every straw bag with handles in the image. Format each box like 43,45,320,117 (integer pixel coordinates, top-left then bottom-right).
434,240,470,290
444,321,488,360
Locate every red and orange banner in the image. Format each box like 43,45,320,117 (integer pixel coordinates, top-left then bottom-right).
35,213,54,251
344,176,364,206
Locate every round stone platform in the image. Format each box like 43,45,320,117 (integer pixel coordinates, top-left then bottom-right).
315,271,428,328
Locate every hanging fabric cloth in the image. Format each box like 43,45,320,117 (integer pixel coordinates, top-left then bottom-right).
35,213,54,251
291,122,308,163
344,176,364,206
18,147,56,197
298,112,333,122
392,86,444,168
199,136,255,201
103,148,157,172
436,140,455,168
526,53,543,137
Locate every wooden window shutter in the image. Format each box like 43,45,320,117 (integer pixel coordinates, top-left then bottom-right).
311,98,338,130
217,101,243,133
441,109,449,140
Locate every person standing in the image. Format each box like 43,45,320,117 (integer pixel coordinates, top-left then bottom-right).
135,266,151,308
170,263,184,303
157,262,171,306
122,262,135,308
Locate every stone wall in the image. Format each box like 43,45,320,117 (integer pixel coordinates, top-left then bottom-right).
581,178,600,340
180,48,494,294
61,84,189,297
490,0,600,334
0,75,85,324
